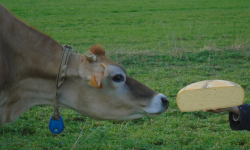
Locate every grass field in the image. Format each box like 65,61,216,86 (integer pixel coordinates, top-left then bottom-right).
1,0,250,149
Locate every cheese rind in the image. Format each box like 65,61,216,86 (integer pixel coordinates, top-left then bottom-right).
177,80,245,112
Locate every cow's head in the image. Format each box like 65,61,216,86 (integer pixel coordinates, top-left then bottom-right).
61,45,169,121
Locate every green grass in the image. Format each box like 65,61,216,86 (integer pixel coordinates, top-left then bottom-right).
1,0,250,149
2,0,250,53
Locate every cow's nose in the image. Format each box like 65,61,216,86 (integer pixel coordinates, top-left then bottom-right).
161,96,169,108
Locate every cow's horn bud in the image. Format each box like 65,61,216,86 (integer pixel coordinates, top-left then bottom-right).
85,51,96,62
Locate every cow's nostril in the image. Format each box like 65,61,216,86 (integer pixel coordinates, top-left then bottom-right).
161,97,169,108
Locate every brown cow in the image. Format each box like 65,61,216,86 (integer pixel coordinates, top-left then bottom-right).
0,4,169,126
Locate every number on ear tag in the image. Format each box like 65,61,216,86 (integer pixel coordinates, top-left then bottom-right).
49,116,64,134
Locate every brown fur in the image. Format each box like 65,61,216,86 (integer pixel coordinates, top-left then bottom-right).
0,4,63,125
89,45,105,56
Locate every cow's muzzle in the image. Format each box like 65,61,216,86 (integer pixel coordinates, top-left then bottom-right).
143,94,169,116
161,96,169,109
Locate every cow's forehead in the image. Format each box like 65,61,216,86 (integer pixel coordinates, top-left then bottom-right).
88,45,126,73
100,55,126,73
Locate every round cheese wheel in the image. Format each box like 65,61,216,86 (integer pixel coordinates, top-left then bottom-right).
177,80,245,112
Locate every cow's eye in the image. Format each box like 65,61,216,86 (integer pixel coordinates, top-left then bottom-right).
112,74,124,82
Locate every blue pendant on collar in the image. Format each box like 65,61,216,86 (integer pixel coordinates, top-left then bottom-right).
49,116,64,134
48,45,72,134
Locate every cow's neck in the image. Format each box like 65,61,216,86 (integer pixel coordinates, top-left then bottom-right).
0,4,63,81
0,52,81,126
0,4,81,125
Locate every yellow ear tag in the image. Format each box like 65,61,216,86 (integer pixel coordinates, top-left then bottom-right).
89,74,104,89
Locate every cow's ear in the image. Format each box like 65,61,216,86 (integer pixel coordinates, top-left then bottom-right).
89,63,107,89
